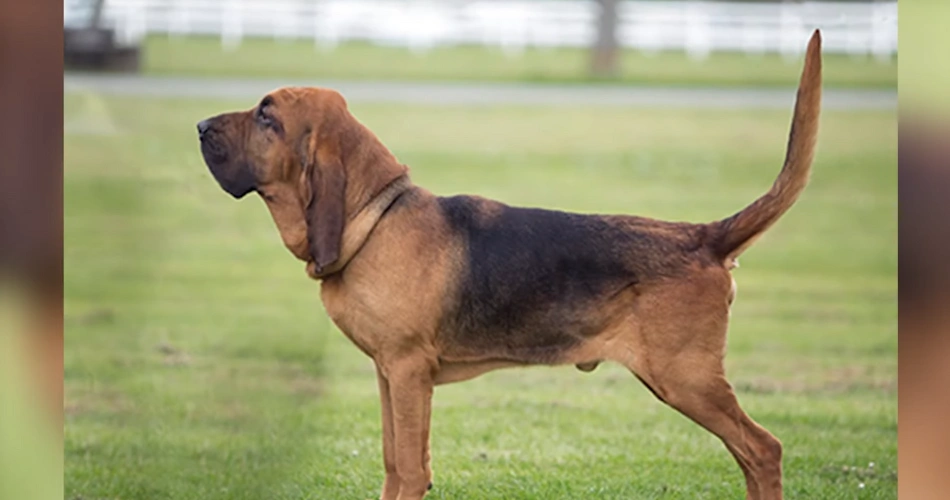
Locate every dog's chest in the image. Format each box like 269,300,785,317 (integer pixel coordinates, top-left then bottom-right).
319,279,381,357
320,269,444,358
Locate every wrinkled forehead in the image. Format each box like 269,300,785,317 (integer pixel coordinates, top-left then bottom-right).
262,87,334,107
252,88,348,138
271,87,348,111
256,89,291,111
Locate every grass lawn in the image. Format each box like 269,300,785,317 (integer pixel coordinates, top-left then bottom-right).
140,36,898,89
64,92,896,499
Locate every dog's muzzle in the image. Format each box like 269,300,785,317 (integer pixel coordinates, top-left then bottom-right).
197,118,257,199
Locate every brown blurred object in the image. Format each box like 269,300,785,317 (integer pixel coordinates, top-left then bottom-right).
898,119,950,500
0,0,65,425
590,0,620,78
63,0,141,72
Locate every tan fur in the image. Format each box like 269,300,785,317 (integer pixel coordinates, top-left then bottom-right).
709,30,823,263
199,31,823,500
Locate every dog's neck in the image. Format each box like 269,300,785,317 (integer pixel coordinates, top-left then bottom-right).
306,174,412,280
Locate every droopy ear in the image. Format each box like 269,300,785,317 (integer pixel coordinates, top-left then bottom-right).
300,137,347,274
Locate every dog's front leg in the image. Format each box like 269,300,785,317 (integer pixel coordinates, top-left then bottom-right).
376,366,400,500
385,355,435,500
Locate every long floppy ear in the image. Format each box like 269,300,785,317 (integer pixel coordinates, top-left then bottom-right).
300,137,347,273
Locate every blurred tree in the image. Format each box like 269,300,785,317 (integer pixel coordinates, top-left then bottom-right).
590,0,620,78
89,0,106,29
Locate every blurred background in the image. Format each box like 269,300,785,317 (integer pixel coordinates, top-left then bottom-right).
64,0,896,84
60,1,896,499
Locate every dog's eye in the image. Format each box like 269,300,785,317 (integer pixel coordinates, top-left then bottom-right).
257,110,273,127
254,104,283,136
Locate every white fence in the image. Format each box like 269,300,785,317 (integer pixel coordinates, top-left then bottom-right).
64,0,898,59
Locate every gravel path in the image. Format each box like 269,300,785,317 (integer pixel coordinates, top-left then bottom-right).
64,74,895,110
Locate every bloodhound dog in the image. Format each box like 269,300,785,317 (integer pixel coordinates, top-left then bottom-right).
197,31,822,500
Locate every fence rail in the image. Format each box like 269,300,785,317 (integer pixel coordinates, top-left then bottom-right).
64,0,898,59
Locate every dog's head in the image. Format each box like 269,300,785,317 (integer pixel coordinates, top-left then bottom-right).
197,87,407,272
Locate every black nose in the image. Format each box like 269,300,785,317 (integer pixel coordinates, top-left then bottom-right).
197,119,212,137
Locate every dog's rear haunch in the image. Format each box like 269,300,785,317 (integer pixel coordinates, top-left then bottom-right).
197,30,822,500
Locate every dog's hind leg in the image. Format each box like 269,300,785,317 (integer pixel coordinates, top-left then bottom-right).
613,279,783,500
636,360,782,500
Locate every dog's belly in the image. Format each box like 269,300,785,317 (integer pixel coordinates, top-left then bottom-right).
440,271,638,364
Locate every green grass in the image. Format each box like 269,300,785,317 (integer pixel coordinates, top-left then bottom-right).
64,92,896,499
900,0,950,113
138,36,898,88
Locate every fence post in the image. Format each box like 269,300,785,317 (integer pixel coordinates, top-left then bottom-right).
169,0,191,40
871,1,896,62
778,0,804,62
313,0,339,52
222,0,243,51
685,1,711,61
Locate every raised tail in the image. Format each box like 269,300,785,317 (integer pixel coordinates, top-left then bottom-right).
707,30,823,263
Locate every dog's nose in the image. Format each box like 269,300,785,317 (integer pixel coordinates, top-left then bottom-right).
197,119,212,137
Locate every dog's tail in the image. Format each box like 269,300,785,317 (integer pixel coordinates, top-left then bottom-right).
706,30,822,263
